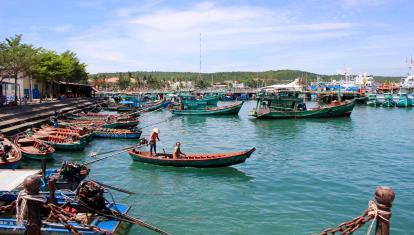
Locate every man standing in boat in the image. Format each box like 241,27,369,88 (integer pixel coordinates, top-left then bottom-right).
149,128,160,156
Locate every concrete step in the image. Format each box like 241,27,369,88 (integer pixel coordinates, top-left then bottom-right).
0,98,86,119
0,99,94,129
0,99,102,135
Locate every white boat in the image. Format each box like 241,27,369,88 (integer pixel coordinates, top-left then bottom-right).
262,78,304,91
400,57,414,92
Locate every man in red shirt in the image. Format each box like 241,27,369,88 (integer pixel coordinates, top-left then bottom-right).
149,128,160,156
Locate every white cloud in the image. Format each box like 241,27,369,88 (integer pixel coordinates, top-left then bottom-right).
53,24,73,33
341,0,386,8
66,1,356,73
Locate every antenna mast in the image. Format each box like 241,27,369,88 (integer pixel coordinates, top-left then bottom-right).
199,32,202,80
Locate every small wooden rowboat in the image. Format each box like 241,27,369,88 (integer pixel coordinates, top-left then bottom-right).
14,135,55,160
32,135,85,151
94,128,142,139
41,125,95,142
140,100,166,112
128,147,256,168
0,136,22,169
55,119,139,129
171,101,243,115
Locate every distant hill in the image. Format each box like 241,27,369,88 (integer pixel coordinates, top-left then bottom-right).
94,70,402,87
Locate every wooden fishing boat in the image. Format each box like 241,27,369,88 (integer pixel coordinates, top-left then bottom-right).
170,101,243,115
94,128,142,139
140,100,166,112
13,135,55,161
396,93,413,107
54,118,139,129
382,93,396,107
0,136,22,169
180,95,219,105
40,125,95,142
250,91,355,119
32,135,85,151
128,147,256,168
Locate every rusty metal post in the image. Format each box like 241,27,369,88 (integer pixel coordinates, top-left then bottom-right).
24,175,42,235
47,176,57,205
375,186,395,235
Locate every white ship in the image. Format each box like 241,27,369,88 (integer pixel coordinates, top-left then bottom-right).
400,57,414,92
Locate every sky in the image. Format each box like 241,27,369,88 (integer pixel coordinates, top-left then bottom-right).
0,0,413,76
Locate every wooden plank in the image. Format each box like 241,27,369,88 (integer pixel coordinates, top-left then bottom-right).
0,169,41,191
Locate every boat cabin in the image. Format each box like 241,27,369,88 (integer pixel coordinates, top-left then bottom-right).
255,90,307,111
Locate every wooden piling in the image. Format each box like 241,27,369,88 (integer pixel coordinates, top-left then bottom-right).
375,186,395,235
24,175,42,235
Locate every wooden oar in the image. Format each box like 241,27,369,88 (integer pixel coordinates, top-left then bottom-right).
113,212,172,235
59,193,172,235
139,116,173,130
90,179,136,195
88,140,146,158
85,145,142,165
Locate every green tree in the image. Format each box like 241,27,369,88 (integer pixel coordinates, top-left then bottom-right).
0,34,37,101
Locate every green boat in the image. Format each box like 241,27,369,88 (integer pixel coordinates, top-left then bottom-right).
13,135,55,161
382,93,396,107
250,91,355,119
366,94,382,107
128,148,256,168
396,93,413,107
140,100,166,112
180,95,219,106
170,102,243,115
32,135,86,151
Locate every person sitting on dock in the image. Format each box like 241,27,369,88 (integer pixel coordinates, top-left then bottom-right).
172,142,186,159
149,128,160,156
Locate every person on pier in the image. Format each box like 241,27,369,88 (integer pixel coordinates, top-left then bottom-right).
149,128,160,156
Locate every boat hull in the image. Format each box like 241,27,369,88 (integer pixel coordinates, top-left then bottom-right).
94,132,142,139
128,148,255,168
382,101,396,107
366,100,382,107
252,100,356,119
396,99,413,107
21,152,54,161
171,102,243,115
0,161,21,169
43,141,85,151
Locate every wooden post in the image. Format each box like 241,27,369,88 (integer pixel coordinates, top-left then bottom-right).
375,186,395,235
24,175,42,235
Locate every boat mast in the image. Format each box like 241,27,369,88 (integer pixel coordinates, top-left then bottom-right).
198,32,202,80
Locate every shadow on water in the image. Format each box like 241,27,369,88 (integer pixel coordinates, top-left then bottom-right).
172,114,241,126
128,162,253,181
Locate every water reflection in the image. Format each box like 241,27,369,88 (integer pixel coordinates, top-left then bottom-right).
129,162,253,181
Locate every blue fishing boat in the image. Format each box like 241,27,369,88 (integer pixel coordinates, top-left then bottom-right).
0,170,131,235
366,94,382,107
396,93,413,107
382,93,396,107
94,128,142,139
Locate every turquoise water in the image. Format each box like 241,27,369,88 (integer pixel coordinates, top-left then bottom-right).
33,101,414,234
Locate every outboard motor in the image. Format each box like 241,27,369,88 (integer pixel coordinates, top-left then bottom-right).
76,180,107,212
60,161,90,183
